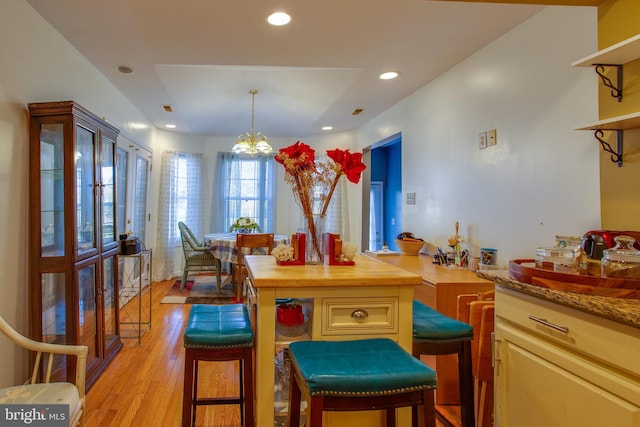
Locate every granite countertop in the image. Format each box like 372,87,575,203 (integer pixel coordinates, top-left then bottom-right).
477,269,640,329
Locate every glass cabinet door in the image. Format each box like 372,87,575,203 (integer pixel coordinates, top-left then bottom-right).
134,156,149,245
40,123,65,257
101,135,116,249
116,148,128,238
102,253,118,346
76,125,96,255
77,262,98,367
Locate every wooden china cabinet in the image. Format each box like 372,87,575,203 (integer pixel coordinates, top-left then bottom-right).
28,101,123,389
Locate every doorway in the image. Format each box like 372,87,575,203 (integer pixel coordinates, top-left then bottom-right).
362,133,402,251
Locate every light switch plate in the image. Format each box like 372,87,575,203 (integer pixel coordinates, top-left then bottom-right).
406,192,416,205
479,131,487,149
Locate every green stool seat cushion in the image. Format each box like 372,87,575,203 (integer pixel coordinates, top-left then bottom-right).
183,304,254,349
413,300,473,343
288,338,437,396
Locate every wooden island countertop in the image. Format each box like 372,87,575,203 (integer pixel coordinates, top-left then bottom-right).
248,253,423,288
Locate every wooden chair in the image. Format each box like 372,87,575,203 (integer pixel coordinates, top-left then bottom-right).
0,316,88,427
178,222,222,291
457,291,495,427
234,233,274,301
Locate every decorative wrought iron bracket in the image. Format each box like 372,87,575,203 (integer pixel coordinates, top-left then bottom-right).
594,129,623,167
594,64,623,102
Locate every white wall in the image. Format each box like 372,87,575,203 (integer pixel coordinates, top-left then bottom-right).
0,1,154,387
357,6,600,266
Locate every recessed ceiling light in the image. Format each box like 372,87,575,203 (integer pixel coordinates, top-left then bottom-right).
165,124,176,129
117,65,135,75
322,126,333,131
268,12,291,26
379,71,399,80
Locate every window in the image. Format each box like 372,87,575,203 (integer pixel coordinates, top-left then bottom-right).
155,151,203,280
214,153,275,232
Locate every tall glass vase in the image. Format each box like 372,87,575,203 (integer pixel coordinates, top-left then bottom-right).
304,214,325,264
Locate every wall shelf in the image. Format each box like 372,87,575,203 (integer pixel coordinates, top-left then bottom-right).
573,34,640,167
572,34,640,67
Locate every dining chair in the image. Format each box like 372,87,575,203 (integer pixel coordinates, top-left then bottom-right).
0,316,88,427
178,222,222,292
234,233,274,301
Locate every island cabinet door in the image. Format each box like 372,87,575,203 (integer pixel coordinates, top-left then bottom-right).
494,287,640,427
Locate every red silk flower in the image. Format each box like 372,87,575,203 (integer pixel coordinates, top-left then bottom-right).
275,141,315,171
327,148,366,183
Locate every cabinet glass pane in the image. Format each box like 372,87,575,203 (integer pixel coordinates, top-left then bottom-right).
76,126,96,254
116,148,128,237
101,136,116,246
42,272,66,344
78,263,97,366
42,272,68,382
40,124,65,257
134,156,149,244
103,255,117,342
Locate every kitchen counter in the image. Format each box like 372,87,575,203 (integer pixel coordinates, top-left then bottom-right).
477,269,640,329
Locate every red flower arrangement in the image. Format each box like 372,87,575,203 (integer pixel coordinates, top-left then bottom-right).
275,141,366,262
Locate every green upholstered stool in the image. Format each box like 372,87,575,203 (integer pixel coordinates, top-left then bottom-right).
182,304,254,427
288,338,437,427
412,300,475,427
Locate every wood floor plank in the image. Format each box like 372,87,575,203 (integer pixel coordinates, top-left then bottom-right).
86,277,452,427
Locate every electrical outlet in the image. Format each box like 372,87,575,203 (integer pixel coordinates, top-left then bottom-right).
487,128,497,146
479,131,487,149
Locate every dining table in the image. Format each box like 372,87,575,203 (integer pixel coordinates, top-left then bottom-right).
203,232,289,264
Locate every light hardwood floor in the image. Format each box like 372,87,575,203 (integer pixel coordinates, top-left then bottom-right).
86,277,454,427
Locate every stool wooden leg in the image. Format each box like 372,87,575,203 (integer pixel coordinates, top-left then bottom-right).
309,396,324,427
243,348,255,427
423,389,436,427
459,341,475,427
288,369,302,427
182,349,194,427
386,408,396,427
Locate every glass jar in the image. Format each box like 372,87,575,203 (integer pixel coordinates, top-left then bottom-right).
601,235,640,279
535,246,586,274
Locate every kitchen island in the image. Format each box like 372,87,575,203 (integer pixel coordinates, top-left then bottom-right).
478,269,640,427
245,254,422,427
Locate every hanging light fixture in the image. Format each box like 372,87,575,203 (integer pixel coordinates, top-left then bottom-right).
231,89,273,155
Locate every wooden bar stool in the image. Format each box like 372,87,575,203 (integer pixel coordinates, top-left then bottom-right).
288,338,437,427
182,304,255,427
412,300,475,427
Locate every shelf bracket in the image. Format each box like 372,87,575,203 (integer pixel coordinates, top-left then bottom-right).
594,64,623,102
594,129,623,167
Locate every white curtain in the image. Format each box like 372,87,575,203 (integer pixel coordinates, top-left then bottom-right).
154,151,204,281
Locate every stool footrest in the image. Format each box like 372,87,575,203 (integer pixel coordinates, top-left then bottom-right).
194,397,243,406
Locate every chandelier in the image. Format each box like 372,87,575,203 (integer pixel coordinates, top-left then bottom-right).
231,89,273,154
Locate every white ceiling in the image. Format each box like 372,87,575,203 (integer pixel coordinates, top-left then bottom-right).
25,0,544,138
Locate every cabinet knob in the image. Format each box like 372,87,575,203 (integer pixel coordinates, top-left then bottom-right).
351,309,369,320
